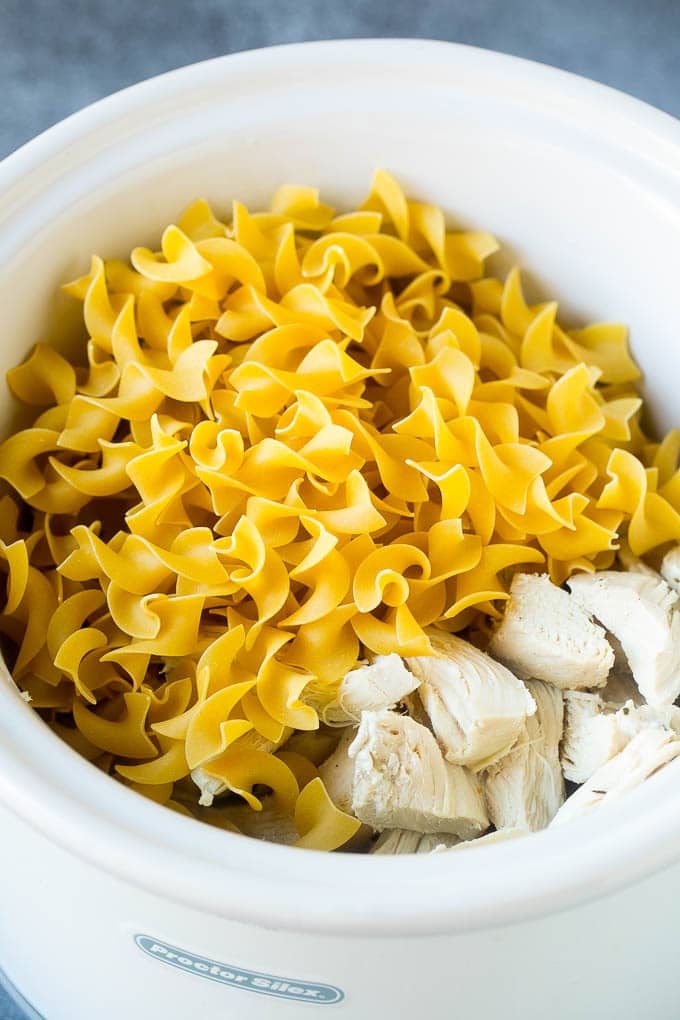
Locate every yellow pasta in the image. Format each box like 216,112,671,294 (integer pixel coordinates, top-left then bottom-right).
0,170,672,850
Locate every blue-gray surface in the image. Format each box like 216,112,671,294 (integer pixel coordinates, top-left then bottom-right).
1,0,679,1016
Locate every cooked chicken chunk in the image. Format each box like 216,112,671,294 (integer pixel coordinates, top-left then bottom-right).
420,834,464,853
552,728,680,826
318,728,356,815
561,690,680,784
348,709,488,837
401,690,433,730
488,573,613,689
370,829,461,854
661,546,680,593
567,571,680,706
406,630,536,770
191,767,226,808
318,654,419,726
561,692,630,785
599,635,644,706
483,681,565,831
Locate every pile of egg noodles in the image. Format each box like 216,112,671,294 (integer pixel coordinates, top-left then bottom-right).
2,170,680,850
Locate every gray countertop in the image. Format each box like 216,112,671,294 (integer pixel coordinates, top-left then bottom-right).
1,1,679,1017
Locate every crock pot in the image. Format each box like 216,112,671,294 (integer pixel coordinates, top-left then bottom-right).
1,39,680,1020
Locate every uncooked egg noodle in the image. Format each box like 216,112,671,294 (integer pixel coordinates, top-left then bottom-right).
1,170,679,850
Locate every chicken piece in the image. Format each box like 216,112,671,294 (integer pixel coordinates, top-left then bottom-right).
661,546,680,593
401,690,433,730
348,709,488,837
561,691,630,785
483,681,564,831
599,635,644,706
488,573,613,690
192,767,226,808
318,654,419,726
417,834,462,853
561,690,680,784
552,728,680,827
317,729,376,850
370,829,422,854
318,729,356,815
406,630,536,770
448,826,530,851
567,571,680,706
370,829,461,854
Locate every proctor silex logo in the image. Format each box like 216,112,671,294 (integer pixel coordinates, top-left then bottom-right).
134,935,345,1005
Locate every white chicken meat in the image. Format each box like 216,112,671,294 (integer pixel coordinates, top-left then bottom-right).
317,654,420,726
561,690,680,784
318,728,357,815
552,727,680,826
348,709,489,837
661,545,680,593
488,572,614,690
483,680,565,831
567,570,680,706
448,826,531,851
370,829,461,854
406,630,536,770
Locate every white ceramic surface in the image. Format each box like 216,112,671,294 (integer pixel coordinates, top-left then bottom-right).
1,39,680,1020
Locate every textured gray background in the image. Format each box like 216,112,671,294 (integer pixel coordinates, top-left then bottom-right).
1,0,679,1017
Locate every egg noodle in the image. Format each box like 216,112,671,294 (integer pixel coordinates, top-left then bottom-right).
1,170,679,850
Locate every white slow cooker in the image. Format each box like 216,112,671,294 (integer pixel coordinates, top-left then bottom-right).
1,40,680,1020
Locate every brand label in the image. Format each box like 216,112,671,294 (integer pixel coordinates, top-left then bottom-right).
135,935,344,1005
